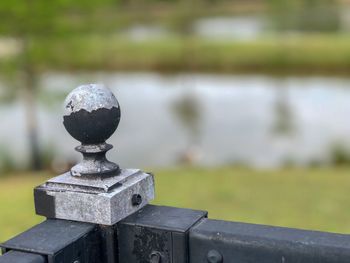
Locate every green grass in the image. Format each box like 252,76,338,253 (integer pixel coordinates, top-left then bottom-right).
25,34,350,74
2,167,350,242
0,173,49,242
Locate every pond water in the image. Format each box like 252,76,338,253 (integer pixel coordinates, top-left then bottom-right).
1,72,350,170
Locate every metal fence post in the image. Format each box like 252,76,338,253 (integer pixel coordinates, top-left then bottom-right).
34,84,155,225
1,84,155,262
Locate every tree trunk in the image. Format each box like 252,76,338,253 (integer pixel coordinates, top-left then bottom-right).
21,38,42,170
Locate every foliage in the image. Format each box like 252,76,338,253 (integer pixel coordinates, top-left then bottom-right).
0,0,253,38
329,143,350,166
14,34,350,74
267,0,341,32
0,0,119,37
0,147,16,174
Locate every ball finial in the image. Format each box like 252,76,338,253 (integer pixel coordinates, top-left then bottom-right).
63,84,121,177
63,84,120,144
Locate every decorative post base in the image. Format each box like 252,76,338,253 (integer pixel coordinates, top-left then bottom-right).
34,169,154,225
71,143,120,177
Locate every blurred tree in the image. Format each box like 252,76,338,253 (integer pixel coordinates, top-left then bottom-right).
272,88,294,136
172,92,202,164
267,0,340,32
0,0,117,170
329,143,350,166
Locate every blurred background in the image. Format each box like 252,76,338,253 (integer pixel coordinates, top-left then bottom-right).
2,0,350,242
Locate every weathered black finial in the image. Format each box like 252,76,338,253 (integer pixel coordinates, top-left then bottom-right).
63,84,121,177
35,83,154,225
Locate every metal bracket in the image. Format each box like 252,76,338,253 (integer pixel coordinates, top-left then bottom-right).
117,205,207,263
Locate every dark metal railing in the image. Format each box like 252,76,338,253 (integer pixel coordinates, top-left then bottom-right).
2,205,350,263
0,251,45,263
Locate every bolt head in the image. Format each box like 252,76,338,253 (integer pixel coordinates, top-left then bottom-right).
150,252,162,263
207,250,223,263
132,194,142,206
63,84,120,144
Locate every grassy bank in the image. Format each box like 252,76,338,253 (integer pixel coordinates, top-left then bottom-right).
1,167,350,242
24,34,350,75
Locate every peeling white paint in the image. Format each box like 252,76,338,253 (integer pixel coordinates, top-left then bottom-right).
64,84,119,115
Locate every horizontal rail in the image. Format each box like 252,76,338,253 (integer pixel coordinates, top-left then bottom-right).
3,206,350,262
0,251,45,263
0,219,104,263
189,219,350,263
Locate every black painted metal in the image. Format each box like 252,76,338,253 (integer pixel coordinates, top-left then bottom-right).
189,218,350,263
100,225,118,263
34,189,56,219
1,219,101,263
0,251,45,263
117,205,207,263
2,205,350,262
63,107,120,145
